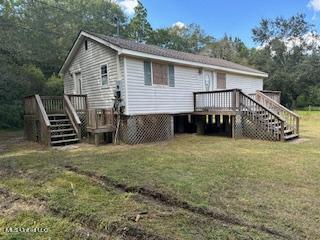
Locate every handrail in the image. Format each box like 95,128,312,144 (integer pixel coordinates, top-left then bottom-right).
241,92,286,122
35,95,50,127
256,91,299,118
256,91,299,135
64,95,81,139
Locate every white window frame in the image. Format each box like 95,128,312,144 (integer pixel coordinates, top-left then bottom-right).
100,63,109,88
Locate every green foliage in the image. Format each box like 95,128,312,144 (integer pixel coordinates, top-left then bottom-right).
126,1,152,42
201,35,250,65
45,74,63,96
250,14,320,108
149,24,213,53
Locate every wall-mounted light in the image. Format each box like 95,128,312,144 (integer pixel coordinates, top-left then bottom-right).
198,68,203,74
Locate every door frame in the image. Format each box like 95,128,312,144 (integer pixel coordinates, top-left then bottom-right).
73,71,82,94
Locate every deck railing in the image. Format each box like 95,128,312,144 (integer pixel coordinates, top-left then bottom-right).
41,96,64,114
193,89,240,112
88,109,114,129
67,94,88,112
67,94,88,137
256,91,299,135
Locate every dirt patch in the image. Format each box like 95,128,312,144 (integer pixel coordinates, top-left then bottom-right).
0,188,46,216
65,165,288,239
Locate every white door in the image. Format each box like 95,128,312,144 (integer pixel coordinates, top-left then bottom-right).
203,71,213,91
75,72,82,94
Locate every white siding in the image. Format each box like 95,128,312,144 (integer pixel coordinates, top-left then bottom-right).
63,39,120,109
226,73,263,94
126,57,202,115
126,58,264,115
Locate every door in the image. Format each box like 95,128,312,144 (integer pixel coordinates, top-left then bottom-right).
75,72,82,94
203,71,213,91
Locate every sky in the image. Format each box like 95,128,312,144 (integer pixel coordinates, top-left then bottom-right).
117,0,320,47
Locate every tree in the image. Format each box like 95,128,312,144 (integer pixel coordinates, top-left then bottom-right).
250,14,319,108
0,0,126,128
126,1,152,42
200,35,250,65
148,24,213,53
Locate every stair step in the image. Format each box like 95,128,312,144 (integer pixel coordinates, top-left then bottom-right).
48,114,67,117
51,133,77,139
50,119,70,123
50,124,72,128
50,128,74,133
51,138,79,145
284,129,294,135
284,134,299,141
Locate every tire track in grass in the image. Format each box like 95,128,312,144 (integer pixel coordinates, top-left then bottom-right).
64,165,289,239
0,187,171,240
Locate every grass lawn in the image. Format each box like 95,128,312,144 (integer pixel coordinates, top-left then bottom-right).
0,111,320,239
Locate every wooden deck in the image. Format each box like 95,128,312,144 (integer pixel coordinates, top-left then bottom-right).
192,89,299,141
24,89,299,145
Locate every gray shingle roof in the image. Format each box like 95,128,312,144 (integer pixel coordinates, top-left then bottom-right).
86,31,267,76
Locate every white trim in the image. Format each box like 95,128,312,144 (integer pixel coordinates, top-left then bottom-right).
120,49,268,78
100,63,109,88
124,56,129,115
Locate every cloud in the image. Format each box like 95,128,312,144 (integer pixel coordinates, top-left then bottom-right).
308,0,320,12
117,0,138,16
172,21,186,29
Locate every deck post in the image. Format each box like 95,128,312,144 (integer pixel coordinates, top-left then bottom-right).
231,115,235,139
193,93,196,112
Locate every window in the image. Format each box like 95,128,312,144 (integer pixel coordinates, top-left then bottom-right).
168,64,175,87
101,64,108,86
143,61,175,87
85,40,88,50
152,62,168,85
217,72,226,89
144,61,152,85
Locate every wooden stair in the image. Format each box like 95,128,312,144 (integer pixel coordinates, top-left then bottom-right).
48,114,79,146
254,111,298,141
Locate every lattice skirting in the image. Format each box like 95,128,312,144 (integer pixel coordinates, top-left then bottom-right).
77,111,88,138
234,114,279,141
119,114,174,144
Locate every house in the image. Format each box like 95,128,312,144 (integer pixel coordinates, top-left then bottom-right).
24,31,299,146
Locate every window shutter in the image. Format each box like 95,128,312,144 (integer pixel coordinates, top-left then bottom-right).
217,72,226,89
144,61,152,85
168,64,175,87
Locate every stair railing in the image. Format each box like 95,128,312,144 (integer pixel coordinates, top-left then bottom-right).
34,95,51,146
64,95,81,140
255,91,300,135
239,91,286,141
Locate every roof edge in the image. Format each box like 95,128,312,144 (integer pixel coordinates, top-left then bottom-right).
59,31,122,75
120,49,268,78
59,31,268,78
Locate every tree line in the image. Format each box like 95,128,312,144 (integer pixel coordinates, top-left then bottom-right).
0,0,319,128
